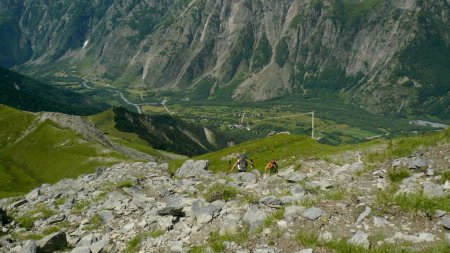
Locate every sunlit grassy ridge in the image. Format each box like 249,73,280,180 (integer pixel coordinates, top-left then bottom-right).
176,128,449,174
0,105,128,198
190,134,364,173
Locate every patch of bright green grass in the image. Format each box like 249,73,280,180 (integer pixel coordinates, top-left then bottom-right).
195,134,354,173
125,230,166,253
84,213,102,231
364,129,449,164
15,204,56,230
203,183,239,202
438,170,450,184
257,208,285,234
387,168,410,183
205,229,249,253
377,188,450,213
116,180,135,188
295,229,434,253
0,106,129,197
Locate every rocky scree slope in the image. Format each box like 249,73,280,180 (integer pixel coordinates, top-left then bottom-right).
1,0,449,119
1,142,449,252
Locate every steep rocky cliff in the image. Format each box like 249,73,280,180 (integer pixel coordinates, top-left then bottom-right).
1,0,449,118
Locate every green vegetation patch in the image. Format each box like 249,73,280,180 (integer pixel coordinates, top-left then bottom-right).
377,188,450,213
203,183,239,202
125,230,166,253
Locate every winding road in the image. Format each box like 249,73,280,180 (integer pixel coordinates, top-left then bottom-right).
81,81,142,114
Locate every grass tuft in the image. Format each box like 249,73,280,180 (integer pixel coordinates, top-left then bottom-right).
387,168,410,183
204,183,239,202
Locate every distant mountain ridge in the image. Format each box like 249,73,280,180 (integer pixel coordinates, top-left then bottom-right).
0,0,449,119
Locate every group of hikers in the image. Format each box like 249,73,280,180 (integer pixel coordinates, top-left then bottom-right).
229,154,278,174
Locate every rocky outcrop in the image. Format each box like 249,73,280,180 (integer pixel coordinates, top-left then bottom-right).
1,142,449,252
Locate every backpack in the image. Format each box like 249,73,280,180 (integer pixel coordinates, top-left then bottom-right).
238,155,248,166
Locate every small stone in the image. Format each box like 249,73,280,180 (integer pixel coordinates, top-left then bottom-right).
259,196,283,207
9,199,27,209
25,188,41,202
435,210,447,218
356,206,371,223
348,231,369,249
303,207,325,221
170,241,183,253
423,181,445,198
446,233,450,245
442,215,450,230
220,219,239,235
99,210,114,223
373,217,389,227
284,206,303,223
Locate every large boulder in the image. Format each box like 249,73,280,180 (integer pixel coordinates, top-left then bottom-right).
175,160,211,178
21,240,37,253
37,231,68,253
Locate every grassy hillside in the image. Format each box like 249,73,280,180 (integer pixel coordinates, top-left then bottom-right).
0,105,128,198
173,127,450,174
88,108,184,160
0,66,107,115
111,107,230,156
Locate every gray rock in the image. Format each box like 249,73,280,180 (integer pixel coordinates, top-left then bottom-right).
253,248,275,253
90,234,109,253
9,199,27,209
175,160,211,178
348,231,369,249
291,185,305,196
389,232,436,243
423,181,445,198
21,240,37,253
373,217,389,227
435,210,447,218
259,196,283,207
278,168,307,183
37,232,68,253
243,205,267,231
284,206,303,223
99,210,114,223
220,219,239,235
170,241,183,253
25,187,41,202
442,215,450,230
297,249,313,253
165,194,186,209
47,214,66,224
392,156,427,169
349,162,364,172
356,206,371,223
446,233,450,245
303,207,325,221
158,206,185,217
71,246,91,253
191,199,224,224
78,234,97,247
240,172,257,184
